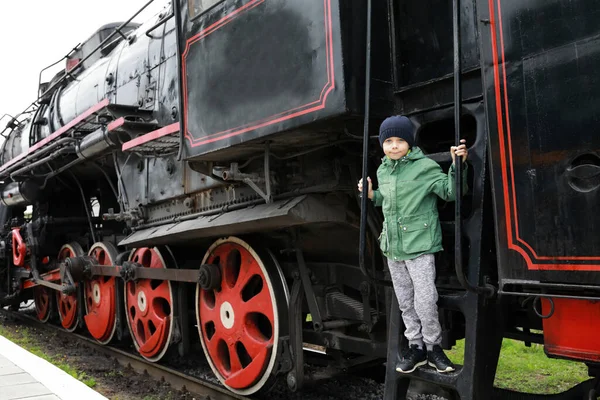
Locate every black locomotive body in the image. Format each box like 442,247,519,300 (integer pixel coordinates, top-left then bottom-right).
0,0,599,398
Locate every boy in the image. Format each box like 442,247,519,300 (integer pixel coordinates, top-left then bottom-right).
358,115,468,374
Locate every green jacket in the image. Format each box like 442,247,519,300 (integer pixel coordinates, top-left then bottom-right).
372,147,468,261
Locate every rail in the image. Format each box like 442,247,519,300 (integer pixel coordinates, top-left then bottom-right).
357,0,392,287
5,1,155,131
0,308,249,400
452,0,495,298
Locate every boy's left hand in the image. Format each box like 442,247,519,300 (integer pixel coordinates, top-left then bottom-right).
451,139,468,163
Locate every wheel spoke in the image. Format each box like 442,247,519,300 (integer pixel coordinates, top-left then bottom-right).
240,287,272,318
150,280,171,299
126,286,138,307
233,262,253,292
239,333,266,359
199,295,220,323
148,303,168,327
131,314,142,338
205,330,225,354
224,346,271,389
205,331,231,377
150,249,165,269
228,342,244,374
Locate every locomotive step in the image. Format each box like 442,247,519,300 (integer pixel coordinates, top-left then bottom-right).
107,117,159,137
102,103,154,120
396,363,460,388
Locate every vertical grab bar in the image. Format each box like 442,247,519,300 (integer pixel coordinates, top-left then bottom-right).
358,0,373,282
358,0,391,286
453,0,495,297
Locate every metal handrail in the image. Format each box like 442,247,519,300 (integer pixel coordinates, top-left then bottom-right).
358,0,392,287
453,0,495,298
38,0,155,99
7,1,155,131
146,6,174,38
37,44,81,100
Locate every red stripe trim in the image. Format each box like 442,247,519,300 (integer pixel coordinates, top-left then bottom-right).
488,0,515,249
182,0,335,147
491,0,600,269
0,99,110,172
182,0,265,58
122,123,180,151
107,117,126,132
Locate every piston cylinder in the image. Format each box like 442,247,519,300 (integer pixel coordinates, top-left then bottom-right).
0,181,41,207
76,126,130,160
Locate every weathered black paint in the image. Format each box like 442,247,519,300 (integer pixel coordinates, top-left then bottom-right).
179,0,347,158
390,0,480,89
478,0,600,284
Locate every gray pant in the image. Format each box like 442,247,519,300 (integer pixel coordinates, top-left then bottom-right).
388,254,441,349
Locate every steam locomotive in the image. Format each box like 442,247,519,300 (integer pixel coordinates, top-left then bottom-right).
1,0,599,398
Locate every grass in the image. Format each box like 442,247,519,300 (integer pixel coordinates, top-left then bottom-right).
446,338,589,394
0,325,97,388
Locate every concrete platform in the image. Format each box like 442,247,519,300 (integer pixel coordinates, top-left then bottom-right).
0,335,107,400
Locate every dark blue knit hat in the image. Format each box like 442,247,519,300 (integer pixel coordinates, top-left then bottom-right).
378,116,415,148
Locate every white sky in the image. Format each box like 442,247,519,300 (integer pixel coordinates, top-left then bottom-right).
0,0,169,130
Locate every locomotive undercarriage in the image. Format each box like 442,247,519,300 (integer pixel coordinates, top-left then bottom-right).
3,105,599,398
0,120,401,395
0,97,532,397
2,94,597,398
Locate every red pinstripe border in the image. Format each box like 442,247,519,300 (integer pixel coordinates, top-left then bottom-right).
181,0,335,148
0,99,110,172
122,122,180,151
489,0,600,270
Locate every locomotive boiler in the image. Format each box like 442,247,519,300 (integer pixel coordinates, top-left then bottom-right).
0,0,599,399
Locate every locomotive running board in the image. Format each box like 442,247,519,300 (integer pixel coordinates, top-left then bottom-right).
118,194,347,247
0,100,155,176
121,122,180,155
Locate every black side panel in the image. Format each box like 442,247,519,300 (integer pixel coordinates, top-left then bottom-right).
478,0,600,284
390,0,480,89
178,0,346,159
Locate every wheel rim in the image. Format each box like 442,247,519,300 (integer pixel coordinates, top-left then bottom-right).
196,237,285,395
124,247,174,362
34,286,52,322
56,243,84,331
84,242,118,344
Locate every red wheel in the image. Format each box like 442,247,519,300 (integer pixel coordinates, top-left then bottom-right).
34,286,52,323
84,242,118,344
124,247,175,362
196,237,288,395
56,243,84,331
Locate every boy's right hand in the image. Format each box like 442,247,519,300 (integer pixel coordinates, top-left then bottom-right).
358,177,374,199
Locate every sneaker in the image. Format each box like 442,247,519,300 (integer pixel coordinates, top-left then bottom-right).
427,345,456,373
395,344,427,373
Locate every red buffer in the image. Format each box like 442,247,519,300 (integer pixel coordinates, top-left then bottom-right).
543,298,600,363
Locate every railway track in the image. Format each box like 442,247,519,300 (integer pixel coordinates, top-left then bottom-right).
0,308,250,400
